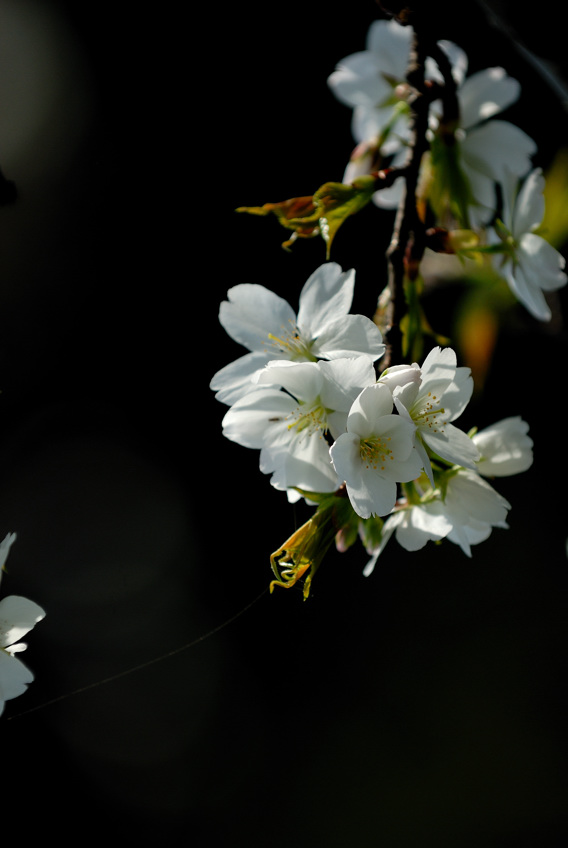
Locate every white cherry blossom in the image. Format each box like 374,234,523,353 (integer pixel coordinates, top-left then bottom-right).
389,346,480,483
328,19,535,224
0,533,45,717
210,262,385,404
472,416,533,476
363,467,511,574
328,19,467,152
449,68,535,222
362,498,451,575
222,357,377,499
438,468,511,555
330,382,423,518
489,168,567,321
328,19,467,211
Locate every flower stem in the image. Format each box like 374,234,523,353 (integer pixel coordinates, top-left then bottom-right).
382,20,435,367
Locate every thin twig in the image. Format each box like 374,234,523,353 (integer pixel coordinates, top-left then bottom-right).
383,24,431,366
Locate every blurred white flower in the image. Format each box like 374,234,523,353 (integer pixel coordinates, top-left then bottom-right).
328,19,467,211
0,534,45,717
430,66,537,227
328,18,535,225
210,262,384,404
364,467,511,574
473,416,533,476
489,168,567,320
0,532,16,574
328,18,466,153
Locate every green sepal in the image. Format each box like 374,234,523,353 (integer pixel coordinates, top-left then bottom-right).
236,195,320,250
237,176,376,257
307,176,377,258
358,515,384,554
428,131,475,229
270,489,358,599
400,273,451,361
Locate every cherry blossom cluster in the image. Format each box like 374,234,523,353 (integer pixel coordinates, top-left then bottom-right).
211,263,533,588
208,13,562,598
0,533,45,715
327,17,567,321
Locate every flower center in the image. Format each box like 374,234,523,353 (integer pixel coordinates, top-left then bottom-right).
493,218,518,260
267,321,316,361
286,399,329,440
414,392,447,433
359,435,394,471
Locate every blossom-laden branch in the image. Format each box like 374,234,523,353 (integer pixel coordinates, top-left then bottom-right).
381,21,433,368
211,9,563,598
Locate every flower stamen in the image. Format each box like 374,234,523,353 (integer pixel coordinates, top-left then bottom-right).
286,400,329,439
413,393,447,433
266,320,316,361
359,435,394,471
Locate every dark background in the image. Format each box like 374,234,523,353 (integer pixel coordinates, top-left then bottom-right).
1,1,567,845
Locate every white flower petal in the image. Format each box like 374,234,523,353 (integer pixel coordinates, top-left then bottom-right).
311,314,385,361
363,511,403,575
355,468,398,518
395,502,452,551
329,432,361,488
371,176,405,209
462,121,536,184
0,650,34,702
379,363,421,392
458,67,520,129
352,104,404,148
447,519,493,556
0,596,46,649
518,233,567,291
419,345,457,383
445,469,510,526
0,533,16,578
435,40,469,86
422,421,480,469
512,168,545,235
473,416,533,476
327,52,391,109
318,357,377,419
261,432,339,495
506,263,552,321
346,383,394,439
378,443,423,482
219,284,296,352
412,436,435,486
210,351,271,405
366,18,413,80
441,366,474,421
297,263,355,337
256,360,323,402
221,388,294,448
458,160,499,225
446,523,474,557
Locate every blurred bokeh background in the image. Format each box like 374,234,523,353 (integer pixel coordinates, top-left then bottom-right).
1,1,567,844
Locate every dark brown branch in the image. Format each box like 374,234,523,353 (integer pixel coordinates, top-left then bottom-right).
382,25,432,368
